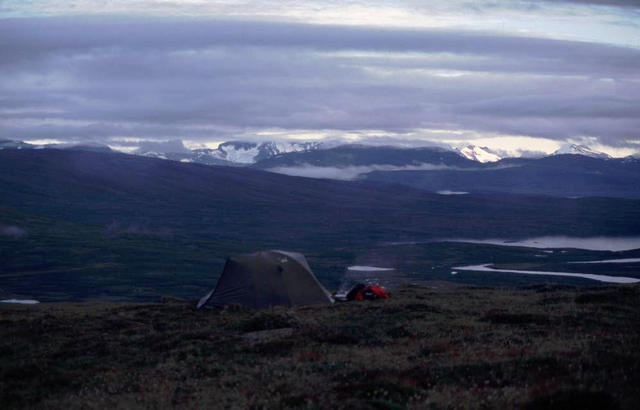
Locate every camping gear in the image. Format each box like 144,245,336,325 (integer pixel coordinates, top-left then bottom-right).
346,283,389,301
197,250,333,309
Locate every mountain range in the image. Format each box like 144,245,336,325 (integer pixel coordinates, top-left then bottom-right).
1,138,620,166
2,148,638,243
134,140,324,166
2,138,637,197
364,154,640,198
552,143,611,159
251,144,640,198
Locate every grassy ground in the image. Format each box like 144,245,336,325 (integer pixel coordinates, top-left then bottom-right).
1,284,639,409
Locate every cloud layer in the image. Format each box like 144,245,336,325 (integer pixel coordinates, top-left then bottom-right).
1,15,639,149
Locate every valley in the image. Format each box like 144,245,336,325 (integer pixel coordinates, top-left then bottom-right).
1,149,639,302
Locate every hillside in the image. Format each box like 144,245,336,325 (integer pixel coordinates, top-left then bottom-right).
2,149,640,301
252,144,475,169
4,149,640,241
1,284,639,409
249,145,640,198
364,155,640,198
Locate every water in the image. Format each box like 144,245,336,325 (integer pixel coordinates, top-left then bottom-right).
570,258,640,264
347,265,395,271
446,236,640,251
453,264,640,284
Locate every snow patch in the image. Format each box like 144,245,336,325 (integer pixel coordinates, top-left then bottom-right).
458,145,501,163
348,266,395,271
274,141,322,154
139,151,167,160
218,145,260,164
108,145,138,153
1,299,40,304
210,141,323,164
552,144,610,159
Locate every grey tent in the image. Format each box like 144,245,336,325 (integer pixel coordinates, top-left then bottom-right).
197,250,333,309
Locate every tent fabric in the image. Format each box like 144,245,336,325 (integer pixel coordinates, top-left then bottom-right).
197,250,333,309
346,284,389,301
363,285,389,300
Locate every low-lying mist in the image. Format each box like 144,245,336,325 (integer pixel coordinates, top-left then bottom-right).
265,163,456,180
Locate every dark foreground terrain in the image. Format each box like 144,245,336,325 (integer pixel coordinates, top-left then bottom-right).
1,284,639,409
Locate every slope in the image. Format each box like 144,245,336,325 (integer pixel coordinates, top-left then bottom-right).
364,154,640,198
252,144,475,169
2,149,639,241
2,149,640,301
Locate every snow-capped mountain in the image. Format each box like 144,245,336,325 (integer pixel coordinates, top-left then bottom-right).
0,139,112,152
132,140,324,166
252,144,476,173
552,144,610,159
0,138,323,165
196,141,324,164
456,145,501,163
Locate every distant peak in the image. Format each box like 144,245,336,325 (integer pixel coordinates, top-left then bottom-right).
456,145,501,163
212,140,323,164
552,144,610,159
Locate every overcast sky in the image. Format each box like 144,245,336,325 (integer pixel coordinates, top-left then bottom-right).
1,1,639,156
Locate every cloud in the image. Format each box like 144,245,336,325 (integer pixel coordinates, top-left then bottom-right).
265,163,511,180
558,0,640,7
0,17,638,148
3,17,639,65
135,139,189,154
266,164,456,180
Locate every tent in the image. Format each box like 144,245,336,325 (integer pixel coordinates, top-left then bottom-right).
346,283,389,301
197,250,333,309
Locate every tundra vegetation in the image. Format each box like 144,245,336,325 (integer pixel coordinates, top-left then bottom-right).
1,284,639,409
